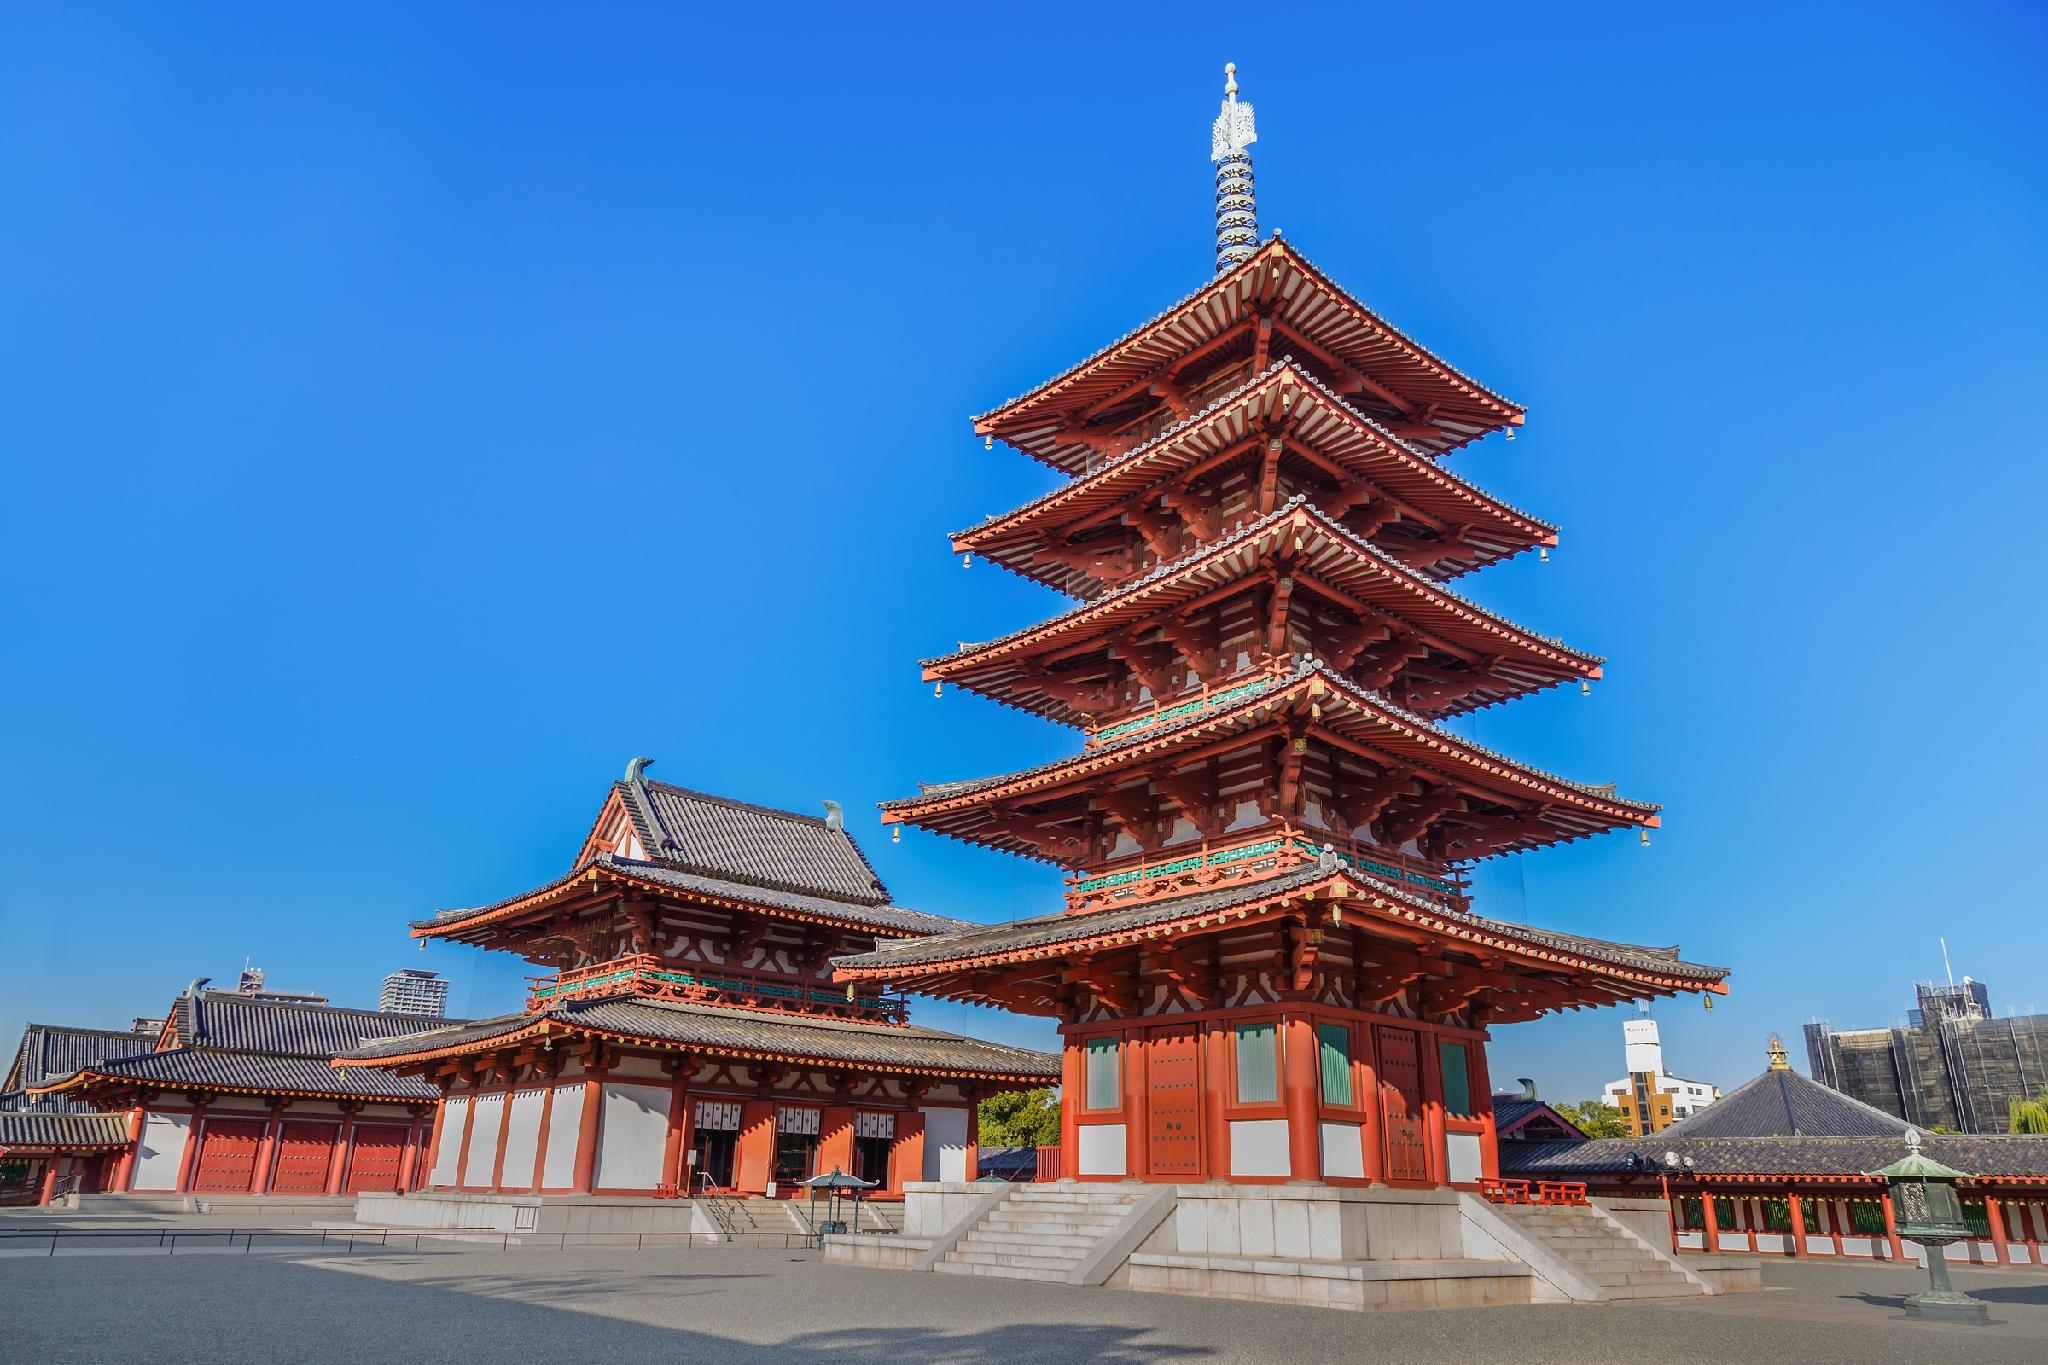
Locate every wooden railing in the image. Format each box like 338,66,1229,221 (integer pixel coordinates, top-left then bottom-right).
527,954,910,1025
1064,825,1469,915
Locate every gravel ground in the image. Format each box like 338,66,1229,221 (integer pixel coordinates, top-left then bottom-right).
2,1244,2044,1364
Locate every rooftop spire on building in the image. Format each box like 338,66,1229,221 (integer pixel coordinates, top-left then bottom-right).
1768,1034,1792,1070
1210,62,1258,275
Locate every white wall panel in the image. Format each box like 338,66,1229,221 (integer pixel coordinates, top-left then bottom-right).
1075,1124,1127,1177
1319,1121,1364,1180
922,1106,970,1182
1446,1132,1483,1184
498,1089,546,1191
430,1097,469,1186
462,1092,505,1187
1229,1119,1289,1178
541,1084,585,1189
593,1082,669,1191
131,1112,191,1191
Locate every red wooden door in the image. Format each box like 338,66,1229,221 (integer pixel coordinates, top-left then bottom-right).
191,1119,266,1193
1144,1025,1203,1179
270,1122,337,1194
344,1124,410,1193
1376,1026,1429,1183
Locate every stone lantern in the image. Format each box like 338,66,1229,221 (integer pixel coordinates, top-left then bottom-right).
1868,1128,1987,1325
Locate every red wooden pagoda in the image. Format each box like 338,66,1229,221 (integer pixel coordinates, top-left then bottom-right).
836,70,1727,1190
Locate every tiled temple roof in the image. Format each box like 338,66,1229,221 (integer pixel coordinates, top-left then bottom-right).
3,1023,155,1114
1658,1065,1912,1141
337,995,1060,1083
617,778,892,906
37,1047,439,1103
887,661,1658,848
928,499,1599,721
171,991,454,1058
413,854,970,939
1500,1134,2048,1181
0,1110,132,1150
834,858,1725,988
975,239,1523,465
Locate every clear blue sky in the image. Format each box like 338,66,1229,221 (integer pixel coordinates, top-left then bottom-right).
3,4,2043,1104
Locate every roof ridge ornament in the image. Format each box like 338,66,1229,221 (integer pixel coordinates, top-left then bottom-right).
1210,62,1258,276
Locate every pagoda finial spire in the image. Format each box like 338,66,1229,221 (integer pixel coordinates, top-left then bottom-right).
1211,62,1259,276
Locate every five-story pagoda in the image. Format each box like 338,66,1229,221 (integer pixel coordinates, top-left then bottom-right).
837,68,1728,1189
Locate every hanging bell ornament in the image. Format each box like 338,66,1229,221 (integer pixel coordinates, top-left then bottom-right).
1640,829,1651,847
1580,680,1591,697
933,682,943,698
962,553,972,569
984,435,993,450
1539,546,1550,562
892,826,902,844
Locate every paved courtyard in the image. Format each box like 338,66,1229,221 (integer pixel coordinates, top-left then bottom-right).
3,1243,2044,1364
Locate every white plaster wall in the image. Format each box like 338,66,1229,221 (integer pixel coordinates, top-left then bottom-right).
540,1084,584,1189
430,1097,469,1186
922,1106,970,1182
499,1089,546,1190
1320,1121,1364,1180
1076,1124,1127,1177
594,1082,669,1190
131,1112,191,1191
462,1093,505,1186
1446,1132,1483,1184
1229,1119,1289,1178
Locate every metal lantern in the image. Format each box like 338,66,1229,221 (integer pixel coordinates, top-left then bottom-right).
1868,1128,1988,1325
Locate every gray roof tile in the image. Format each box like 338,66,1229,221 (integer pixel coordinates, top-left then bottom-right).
3,1024,157,1114
624,778,890,906
44,1046,438,1103
0,1110,131,1149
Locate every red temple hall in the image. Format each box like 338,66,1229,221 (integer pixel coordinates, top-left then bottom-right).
336,768,1056,1199
834,88,1728,1189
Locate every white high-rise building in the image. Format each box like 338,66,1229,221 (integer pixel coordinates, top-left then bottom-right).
378,968,449,1018
1602,1016,1721,1132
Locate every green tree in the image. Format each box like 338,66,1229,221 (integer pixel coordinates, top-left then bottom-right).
979,1087,1062,1147
2010,1086,2048,1134
1556,1098,1631,1139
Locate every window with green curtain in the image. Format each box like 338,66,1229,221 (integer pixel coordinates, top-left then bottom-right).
1083,1037,1119,1110
1438,1040,1471,1116
1235,1022,1279,1104
1317,1024,1353,1106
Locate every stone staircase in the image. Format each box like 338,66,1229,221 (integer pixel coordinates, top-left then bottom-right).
1493,1203,1706,1300
934,1186,1148,1282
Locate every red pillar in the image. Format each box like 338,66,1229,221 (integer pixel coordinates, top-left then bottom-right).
114,1106,146,1192
1880,1188,1905,1261
1985,1193,2010,1267
252,1103,283,1195
573,1070,606,1193
661,1070,693,1195
817,1105,855,1180
394,1113,420,1194
1122,1027,1144,1180
1357,1027,1384,1187
420,1091,450,1189
1202,1024,1230,1184
454,1091,480,1190
962,1090,982,1184
734,1099,775,1194
1059,1039,1083,1166
1701,1186,1719,1254
488,1089,514,1192
1418,1029,1448,1187
1281,1014,1321,1182
890,1110,926,1192
1789,1191,1806,1257
530,1084,557,1191
37,1161,59,1207
325,1107,358,1196
1466,1030,1499,1182
174,1103,209,1193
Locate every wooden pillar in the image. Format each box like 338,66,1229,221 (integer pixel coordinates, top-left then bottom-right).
1122,1026,1144,1180
962,1088,982,1184
530,1084,558,1191
1467,1028,1499,1182
1281,1013,1320,1182
1788,1191,1806,1257
37,1160,59,1207
1418,1029,1448,1187
1880,1188,1905,1261
174,1101,209,1193
488,1088,514,1192
734,1099,775,1194
454,1088,480,1190
420,1088,451,1189
252,1102,284,1195
1202,1024,1230,1184
573,1067,607,1194
1701,1186,1719,1254
661,1062,693,1195
1060,1039,1085,1171
890,1109,926,1192
326,1105,359,1196
1357,1025,1384,1187
394,1111,421,1194
1985,1192,2010,1267
114,1105,147,1192
817,1105,855,1180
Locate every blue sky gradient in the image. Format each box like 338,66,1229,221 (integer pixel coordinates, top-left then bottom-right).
3,4,2043,1103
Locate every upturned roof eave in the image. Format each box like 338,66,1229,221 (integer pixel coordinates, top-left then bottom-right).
971,240,1524,446
955,358,1556,552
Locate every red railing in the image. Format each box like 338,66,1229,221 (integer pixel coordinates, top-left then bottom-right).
1064,824,1469,916
527,953,910,1025
1033,1146,1063,1182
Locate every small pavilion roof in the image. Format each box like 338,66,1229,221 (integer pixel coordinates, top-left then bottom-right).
833,858,1726,1017
928,499,1599,725
976,239,1524,469
1656,1064,1912,1141
958,360,1556,594
413,854,971,945
886,661,1657,859
3,1023,156,1115
0,1110,132,1152
34,1047,439,1104
606,776,893,906
335,995,1059,1085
